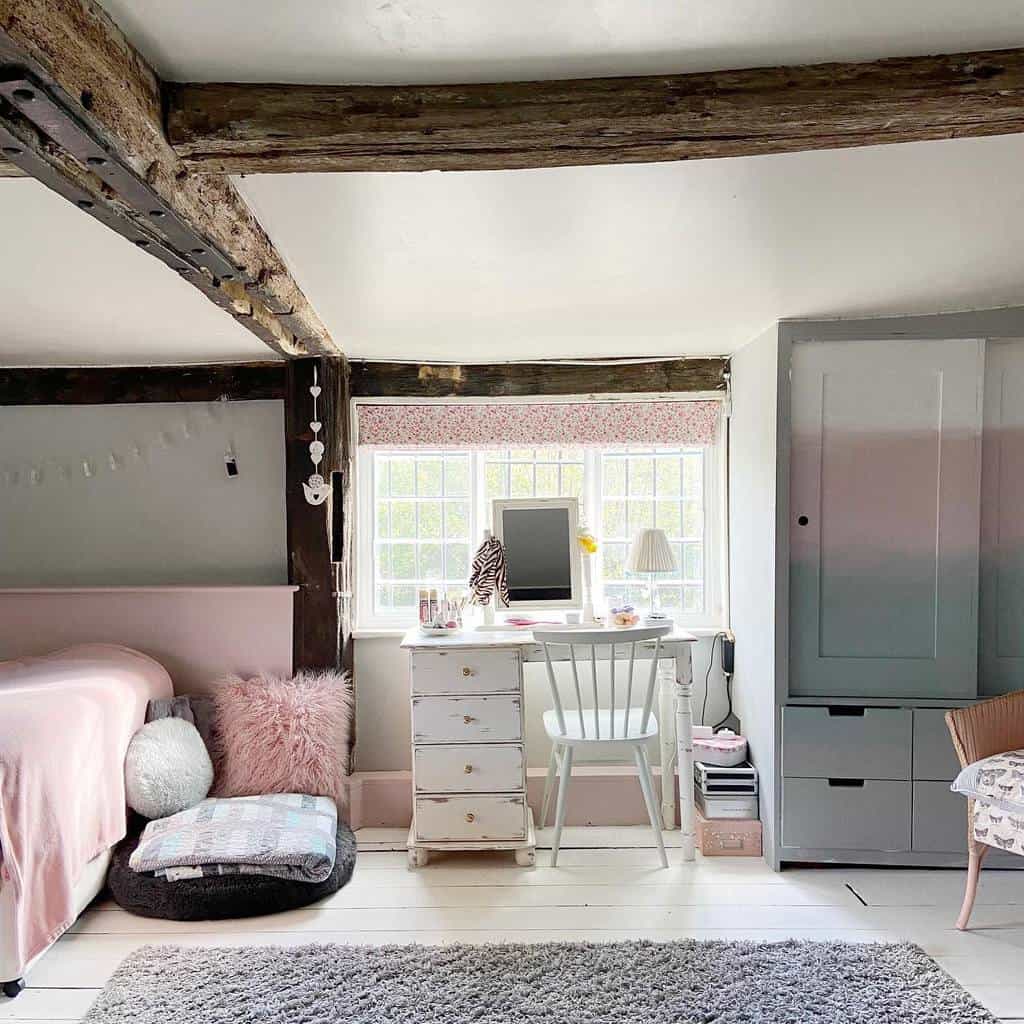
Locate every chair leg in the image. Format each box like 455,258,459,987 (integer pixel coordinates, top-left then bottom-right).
540,746,560,828
550,746,574,868
634,745,669,869
957,842,989,931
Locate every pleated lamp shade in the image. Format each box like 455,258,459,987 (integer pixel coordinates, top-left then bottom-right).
626,528,677,574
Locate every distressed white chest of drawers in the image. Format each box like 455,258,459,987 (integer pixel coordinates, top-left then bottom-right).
401,626,699,868
402,632,536,867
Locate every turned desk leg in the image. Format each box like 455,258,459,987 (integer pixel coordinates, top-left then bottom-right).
675,648,696,862
658,658,678,830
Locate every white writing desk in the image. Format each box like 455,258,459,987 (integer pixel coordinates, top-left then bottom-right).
402,627,698,865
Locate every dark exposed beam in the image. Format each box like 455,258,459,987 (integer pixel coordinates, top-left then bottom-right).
167,48,1024,174
0,0,338,357
350,358,727,398
285,357,348,671
0,362,286,405
0,157,24,175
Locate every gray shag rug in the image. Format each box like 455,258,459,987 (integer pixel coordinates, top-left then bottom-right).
82,940,995,1023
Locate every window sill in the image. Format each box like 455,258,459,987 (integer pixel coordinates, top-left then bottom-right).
352,623,729,641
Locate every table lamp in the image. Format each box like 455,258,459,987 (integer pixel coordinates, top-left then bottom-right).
626,527,677,624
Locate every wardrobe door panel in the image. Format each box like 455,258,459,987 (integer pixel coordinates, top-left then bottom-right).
790,339,983,698
980,339,1024,695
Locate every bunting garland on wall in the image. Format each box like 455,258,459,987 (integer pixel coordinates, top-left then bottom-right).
0,399,236,489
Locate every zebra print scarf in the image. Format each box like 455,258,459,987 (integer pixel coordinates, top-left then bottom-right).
468,535,510,607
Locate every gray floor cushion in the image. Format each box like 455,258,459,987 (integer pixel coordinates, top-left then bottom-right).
106,820,356,920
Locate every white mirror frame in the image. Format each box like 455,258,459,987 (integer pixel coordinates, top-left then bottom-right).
491,496,582,610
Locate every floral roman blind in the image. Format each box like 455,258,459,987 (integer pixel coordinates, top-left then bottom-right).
356,400,721,449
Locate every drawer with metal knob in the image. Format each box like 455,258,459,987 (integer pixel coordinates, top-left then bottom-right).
414,744,525,794
410,649,521,695
414,794,528,842
412,695,522,744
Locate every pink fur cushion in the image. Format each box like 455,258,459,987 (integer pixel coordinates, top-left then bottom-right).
211,671,353,812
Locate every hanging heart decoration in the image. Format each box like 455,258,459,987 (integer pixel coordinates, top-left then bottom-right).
302,366,330,505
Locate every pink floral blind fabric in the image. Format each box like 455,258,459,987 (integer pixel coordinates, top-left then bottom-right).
356,401,721,449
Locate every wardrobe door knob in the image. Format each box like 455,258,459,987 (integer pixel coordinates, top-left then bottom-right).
465,812,476,823
462,667,474,677
463,715,475,724
464,764,474,774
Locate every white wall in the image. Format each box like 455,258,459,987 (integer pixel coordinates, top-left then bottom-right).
353,634,725,772
727,325,781,862
0,400,287,585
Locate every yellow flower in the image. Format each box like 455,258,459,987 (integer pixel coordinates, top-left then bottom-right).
578,530,598,555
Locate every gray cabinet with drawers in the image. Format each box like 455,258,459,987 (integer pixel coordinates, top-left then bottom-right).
781,703,973,863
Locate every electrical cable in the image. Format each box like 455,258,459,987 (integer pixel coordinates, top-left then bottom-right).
700,631,728,726
712,673,734,732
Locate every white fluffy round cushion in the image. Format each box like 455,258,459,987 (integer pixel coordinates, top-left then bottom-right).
124,718,214,820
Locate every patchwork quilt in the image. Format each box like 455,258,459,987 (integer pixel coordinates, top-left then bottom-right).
130,793,338,882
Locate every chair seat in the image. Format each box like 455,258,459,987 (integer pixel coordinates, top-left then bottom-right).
543,707,658,745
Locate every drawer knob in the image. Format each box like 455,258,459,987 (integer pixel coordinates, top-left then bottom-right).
464,763,474,774
462,666,474,677
463,715,475,724
465,812,476,823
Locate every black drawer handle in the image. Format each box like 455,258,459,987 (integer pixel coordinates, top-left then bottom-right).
827,706,865,717
828,778,865,788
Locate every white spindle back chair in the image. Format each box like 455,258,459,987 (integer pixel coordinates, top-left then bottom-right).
534,624,672,867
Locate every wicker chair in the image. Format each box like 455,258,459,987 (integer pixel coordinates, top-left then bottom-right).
945,691,1024,930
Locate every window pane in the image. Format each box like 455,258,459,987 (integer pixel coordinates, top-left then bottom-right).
535,463,559,497
444,501,470,539
393,585,417,610
376,503,390,539
655,500,681,537
628,499,654,534
445,457,470,496
375,463,390,498
484,463,507,499
376,583,391,609
445,543,469,580
510,463,534,496
603,457,626,496
418,500,442,539
684,542,702,581
389,458,415,496
683,453,703,497
561,463,584,498
417,459,442,497
390,543,415,579
683,499,703,538
419,543,443,578
656,457,681,496
683,585,703,613
629,457,654,496
657,585,682,610
391,501,416,538
603,499,626,537
602,542,628,580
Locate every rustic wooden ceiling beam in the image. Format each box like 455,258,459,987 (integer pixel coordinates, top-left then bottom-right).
166,48,1024,174
0,0,339,357
350,358,727,397
0,157,24,175
0,362,287,405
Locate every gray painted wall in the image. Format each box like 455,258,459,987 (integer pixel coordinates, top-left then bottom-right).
0,400,287,586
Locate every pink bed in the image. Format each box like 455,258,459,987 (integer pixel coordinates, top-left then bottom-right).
0,644,172,985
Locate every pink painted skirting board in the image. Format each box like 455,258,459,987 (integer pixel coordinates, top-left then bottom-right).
347,765,681,830
0,587,295,694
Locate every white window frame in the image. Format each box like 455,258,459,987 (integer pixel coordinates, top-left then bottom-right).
353,398,728,633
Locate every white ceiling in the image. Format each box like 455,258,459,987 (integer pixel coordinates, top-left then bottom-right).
237,133,1024,360
0,180,274,366
99,0,1024,84
6,3,1024,365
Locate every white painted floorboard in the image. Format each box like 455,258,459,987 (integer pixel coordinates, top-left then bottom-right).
3,827,1024,1022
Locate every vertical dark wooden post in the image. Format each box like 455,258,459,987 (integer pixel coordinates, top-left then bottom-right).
285,356,348,671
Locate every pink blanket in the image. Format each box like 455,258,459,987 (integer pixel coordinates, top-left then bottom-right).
0,644,172,976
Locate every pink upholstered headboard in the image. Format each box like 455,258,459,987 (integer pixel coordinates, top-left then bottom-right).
0,586,295,694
